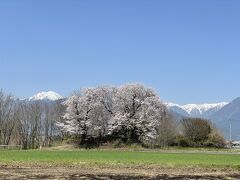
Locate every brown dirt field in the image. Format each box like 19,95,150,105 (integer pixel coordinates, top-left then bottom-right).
0,164,240,180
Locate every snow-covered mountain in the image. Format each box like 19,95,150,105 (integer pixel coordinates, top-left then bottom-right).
166,102,228,118
29,91,63,101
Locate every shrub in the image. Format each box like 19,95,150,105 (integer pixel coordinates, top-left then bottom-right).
204,132,226,148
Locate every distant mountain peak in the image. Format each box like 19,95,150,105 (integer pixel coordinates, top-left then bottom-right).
29,91,63,101
165,102,180,107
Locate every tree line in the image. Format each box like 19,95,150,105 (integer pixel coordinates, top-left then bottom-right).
0,84,226,149
0,90,64,149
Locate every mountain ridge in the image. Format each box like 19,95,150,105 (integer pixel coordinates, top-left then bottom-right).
166,102,228,117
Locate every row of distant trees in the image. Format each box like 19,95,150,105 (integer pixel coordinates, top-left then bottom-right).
0,84,226,149
0,90,64,149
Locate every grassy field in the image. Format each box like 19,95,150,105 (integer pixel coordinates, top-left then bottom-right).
0,149,240,168
0,149,240,179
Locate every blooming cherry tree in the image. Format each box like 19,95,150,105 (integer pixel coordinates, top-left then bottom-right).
59,83,168,146
108,83,166,143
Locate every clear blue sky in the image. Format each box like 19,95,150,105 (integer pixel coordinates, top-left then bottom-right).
0,1,240,104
